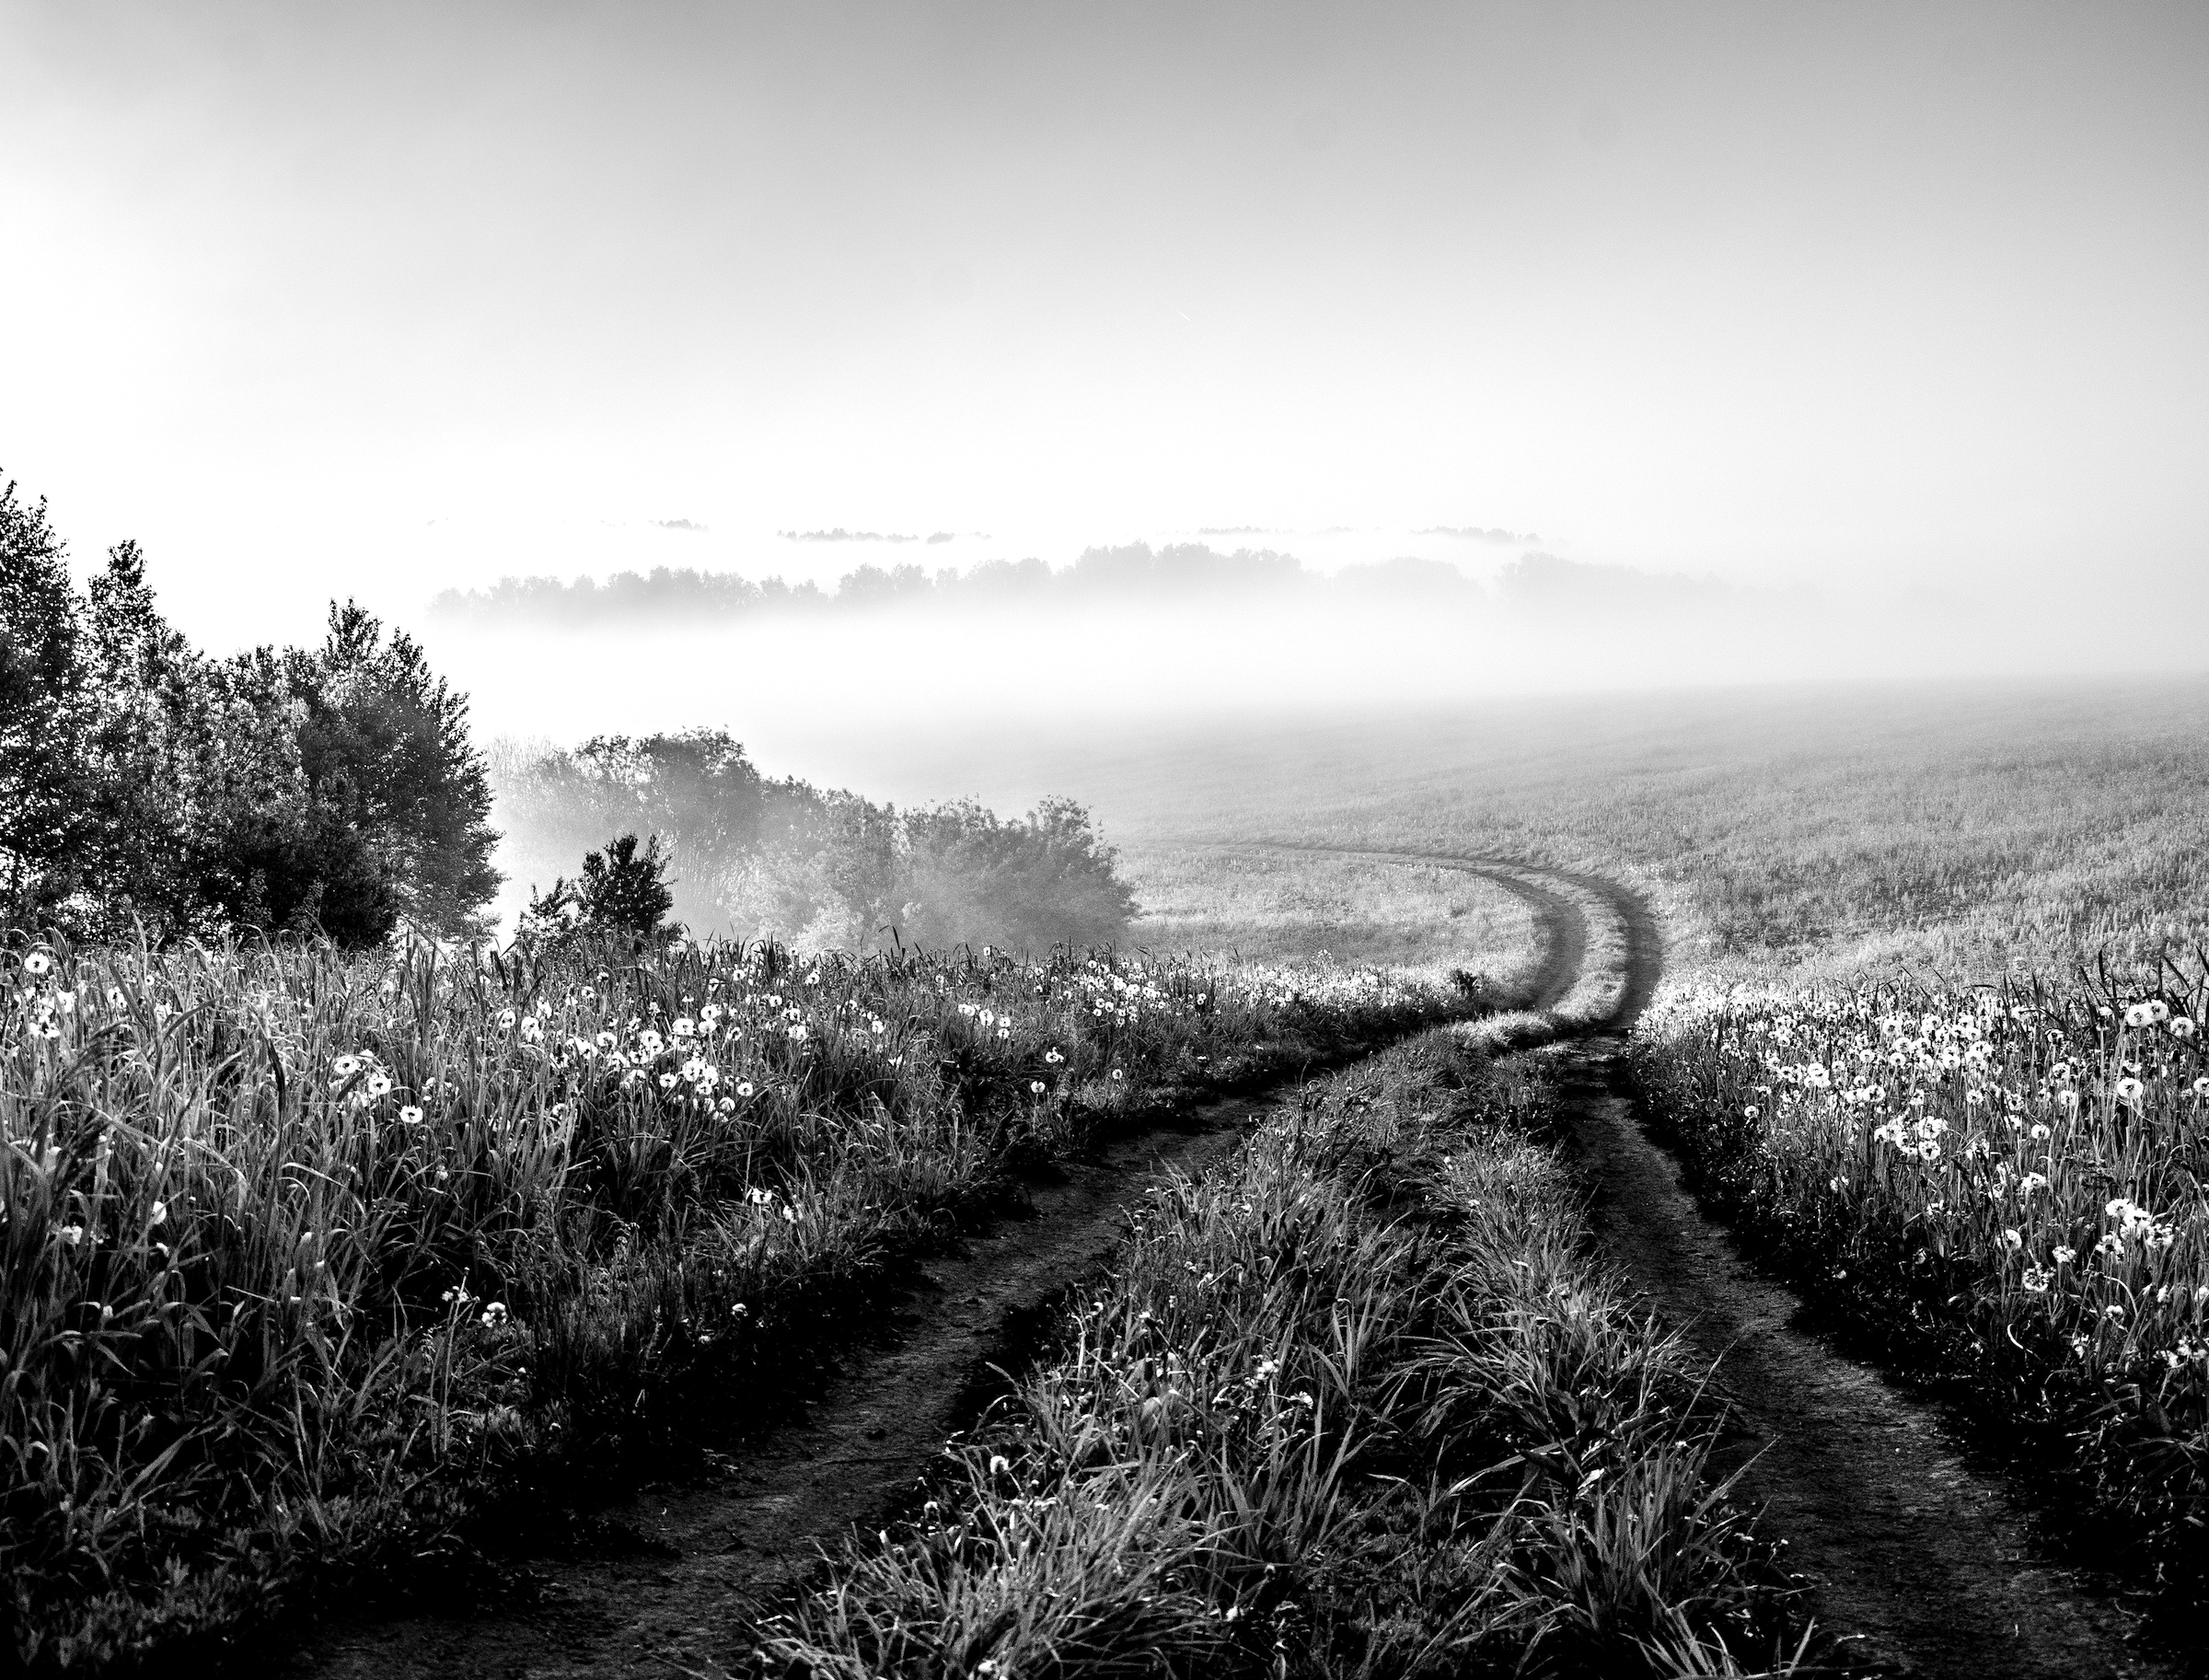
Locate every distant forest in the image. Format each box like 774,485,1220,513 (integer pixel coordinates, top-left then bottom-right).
429,544,1755,627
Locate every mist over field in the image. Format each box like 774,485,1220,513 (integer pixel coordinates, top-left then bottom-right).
14,5,2209,1674
427,542,2206,763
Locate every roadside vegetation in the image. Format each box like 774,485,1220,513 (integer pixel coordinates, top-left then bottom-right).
757,1034,1816,1677
1,928,1471,1673
1633,964,2209,1613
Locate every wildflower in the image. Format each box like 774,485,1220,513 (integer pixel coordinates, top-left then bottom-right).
498,1008,517,1030
23,952,51,977
149,1201,167,1227
366,1072,393,1098
2115,1077,2145,1104
1743,1105,1760,1119
2105,1303,2126,1321
2021,1266,2052,1294
56,1223,83,1246
2175,1017,2199,1040
1110,1069,1125,1082
1830,1176,1847,1193
2000,1228,2023,1250
658,1072,678,1091
1030,1080,1047,1095
1044,1049,1064,1065
2053,1246,2076,1266
736,1081,755,1097
480,1302,509,1329
399,1106,424,1126
333,1055,362,1079
786,1024,807,1043
2029,1122,2051,1141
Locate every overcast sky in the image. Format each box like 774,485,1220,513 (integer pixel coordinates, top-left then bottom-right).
5,3,2204,650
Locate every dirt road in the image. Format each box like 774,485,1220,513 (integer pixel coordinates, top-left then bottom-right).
275,858,1582,1680
272,852,2183,1678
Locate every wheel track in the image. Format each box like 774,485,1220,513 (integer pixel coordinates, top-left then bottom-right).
273,853,1587,1680
270,848,2183,1679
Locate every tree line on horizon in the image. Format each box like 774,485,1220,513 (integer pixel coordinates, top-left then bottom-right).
429,543,1759,629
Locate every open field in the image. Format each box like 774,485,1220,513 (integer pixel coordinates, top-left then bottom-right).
835,677,2209,990
1124,847,1539,979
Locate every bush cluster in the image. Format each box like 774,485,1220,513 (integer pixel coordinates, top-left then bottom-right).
492,730,1137,952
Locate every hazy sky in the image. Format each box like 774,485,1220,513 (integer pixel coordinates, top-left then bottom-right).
5,3,2205,649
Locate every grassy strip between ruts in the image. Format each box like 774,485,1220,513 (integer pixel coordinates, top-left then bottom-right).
5,934,1488,1675
751,1033,1818,1679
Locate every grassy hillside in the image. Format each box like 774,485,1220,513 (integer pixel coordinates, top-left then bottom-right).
918,678,2209,989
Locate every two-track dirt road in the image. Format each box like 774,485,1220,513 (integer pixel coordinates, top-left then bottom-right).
273,852,2182,1680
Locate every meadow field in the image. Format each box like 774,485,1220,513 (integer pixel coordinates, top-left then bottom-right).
13,674,2209,1674
1,931,1487,1670
884,676,2209,990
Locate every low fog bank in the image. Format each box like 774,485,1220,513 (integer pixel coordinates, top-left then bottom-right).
433,557,2206,758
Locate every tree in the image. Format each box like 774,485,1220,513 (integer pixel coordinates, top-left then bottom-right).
285,602,502,941
0,480,106,933
0,479,503,945
524,832,677,944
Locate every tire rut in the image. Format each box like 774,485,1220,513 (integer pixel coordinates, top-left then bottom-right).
279,1096,1279,1680
275,857,1584,1680
271,849,2185,1678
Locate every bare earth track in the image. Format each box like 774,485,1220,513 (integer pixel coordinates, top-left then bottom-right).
273,852,2186,1680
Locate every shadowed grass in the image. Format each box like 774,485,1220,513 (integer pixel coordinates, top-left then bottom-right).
1,932,1467,1673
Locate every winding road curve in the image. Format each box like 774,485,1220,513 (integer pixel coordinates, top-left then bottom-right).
273,852,2180,1680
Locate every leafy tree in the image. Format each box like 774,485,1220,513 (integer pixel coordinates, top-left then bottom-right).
285,603,502,941
0,478,502,945
0,479,101,931
524,832,677,944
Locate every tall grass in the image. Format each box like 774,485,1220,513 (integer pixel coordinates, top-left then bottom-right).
0,933,1457,1672
758,1037,1814,1678
1633,958,2209,1605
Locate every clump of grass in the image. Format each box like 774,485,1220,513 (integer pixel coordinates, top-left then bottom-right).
1633,958,2209,1609
755,1037,1812,1678
0,933,1459,1673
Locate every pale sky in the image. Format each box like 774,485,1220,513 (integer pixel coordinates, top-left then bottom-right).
5,2,2205,652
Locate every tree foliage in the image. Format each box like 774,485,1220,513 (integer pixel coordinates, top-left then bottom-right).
494,729,1136,954
523,831,677,946
0,475,500,944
